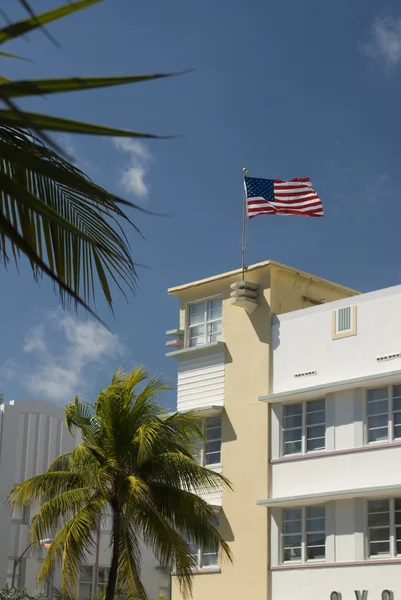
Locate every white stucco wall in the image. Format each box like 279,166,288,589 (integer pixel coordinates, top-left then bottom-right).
272,284,401,394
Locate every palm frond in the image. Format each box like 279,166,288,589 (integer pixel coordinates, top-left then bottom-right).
8,472,85,508
0,0,102,45
0,127,139,316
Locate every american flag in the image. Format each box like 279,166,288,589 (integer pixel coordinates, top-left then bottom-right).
245,176,324,218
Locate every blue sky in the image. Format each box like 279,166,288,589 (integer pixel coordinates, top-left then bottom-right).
1,0,401,410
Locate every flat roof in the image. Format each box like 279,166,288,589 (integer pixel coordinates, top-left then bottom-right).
168,259,360,296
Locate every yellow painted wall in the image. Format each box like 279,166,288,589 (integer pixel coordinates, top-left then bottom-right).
170,263,357,600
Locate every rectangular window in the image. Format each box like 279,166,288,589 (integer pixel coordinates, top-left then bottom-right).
98,567,110,594
185,518,219,570
78,566,93,600
368,498,401,557
282,505,326,563
366,385,401,444
187,299,222,347
11,503,29,524
192,416,222,467
282,399,325,456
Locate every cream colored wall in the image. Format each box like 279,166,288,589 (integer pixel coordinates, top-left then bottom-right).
171,264,357,600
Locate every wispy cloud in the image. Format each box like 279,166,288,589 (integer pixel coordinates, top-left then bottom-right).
362,16,401,68
113,138,152,199
19,312,124,403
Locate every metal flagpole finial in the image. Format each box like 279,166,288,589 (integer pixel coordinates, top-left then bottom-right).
242,167,248,174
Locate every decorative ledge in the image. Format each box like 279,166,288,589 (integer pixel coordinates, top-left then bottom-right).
165,328,184,350
257,483,401,508
229,280,259,314
165,341,226,359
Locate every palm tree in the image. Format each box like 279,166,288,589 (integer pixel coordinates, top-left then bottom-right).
1,1,184,321
8,367,232,600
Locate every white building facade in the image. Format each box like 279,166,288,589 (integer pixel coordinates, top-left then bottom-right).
0,399,169,600
259,284,401,600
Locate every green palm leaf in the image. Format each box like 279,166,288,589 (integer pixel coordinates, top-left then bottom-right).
0,73,180,98
0,0,102,45
0,126,140,317
9,367,232,600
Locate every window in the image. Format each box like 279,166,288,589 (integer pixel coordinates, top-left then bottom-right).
186,518,219,570
368,498,401,557
187,299,222,347
98,567,110,594
78,566,93,600
282,505,326,563
282,399,325,456
332,306,357,339
366,385,401,444
11,503,29,524
192,416,222,466
7,558,23,588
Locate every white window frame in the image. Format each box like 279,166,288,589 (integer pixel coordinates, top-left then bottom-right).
281,399,326,457
78,565,93,600
98,566,110,594
185,296,222,348
11,501,29,524
365,385,401,445
193,416,222,467
280,505,326,564
186,517,220,571
366,498,401,559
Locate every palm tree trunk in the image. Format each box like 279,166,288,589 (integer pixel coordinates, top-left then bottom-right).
105,508,122,600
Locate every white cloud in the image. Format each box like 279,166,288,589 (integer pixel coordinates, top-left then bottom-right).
22,312,124,403
363,16,401,67
113,138,152,198
23,324,46,353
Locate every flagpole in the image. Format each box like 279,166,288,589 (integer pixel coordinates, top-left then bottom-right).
241,167,248,280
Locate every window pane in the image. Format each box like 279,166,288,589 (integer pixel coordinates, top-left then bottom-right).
202,538,218,568
395,498,401,511
369,499,390,513
205,417,222,438
79,566,93,581
307,544,326,560
307,505,325,519
393,396,401,411
306,410,325,426
370,541,390,556
307,437,325,452
284,404,302,418
393,385,401,398
283,520,302,534
284,440,302,455
98,568,109,584
205,440,221,454
284,428,302,443
283,546,301,561
307,425,325,440
370,527,390,542
394,412,401,425
78,584,92,600
367,399,388,416
283,413,302,429
283,533,302,562
368,424,388,443
189,303,205,325
367,388,389,402
205,451,221,465
307,399,325,414
207,299,222,319
306,517,325,532
283,508,302,521
369,511,390,527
